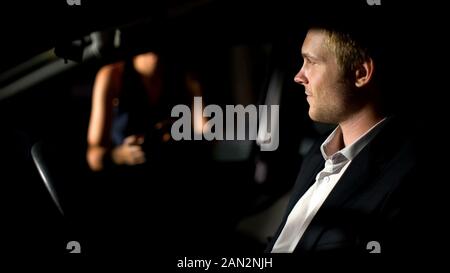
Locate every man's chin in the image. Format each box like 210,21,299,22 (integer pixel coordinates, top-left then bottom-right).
308,109,320,122
309,111,336,124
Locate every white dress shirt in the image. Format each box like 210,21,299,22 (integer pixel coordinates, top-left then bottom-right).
271,118,387,253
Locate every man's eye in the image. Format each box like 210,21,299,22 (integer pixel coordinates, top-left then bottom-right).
304,58,314,65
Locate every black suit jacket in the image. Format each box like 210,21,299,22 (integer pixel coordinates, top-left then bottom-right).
267,117,429,255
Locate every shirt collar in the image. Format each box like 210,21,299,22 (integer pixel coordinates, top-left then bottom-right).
320,117,388,162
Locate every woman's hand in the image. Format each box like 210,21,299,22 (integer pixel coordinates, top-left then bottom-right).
111,135,146,166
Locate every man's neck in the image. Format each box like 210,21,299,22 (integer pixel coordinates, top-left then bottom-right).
339,106,385,147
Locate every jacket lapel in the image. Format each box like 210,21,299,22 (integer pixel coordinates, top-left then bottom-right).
266,142,325,252
286,151,324,214
296,146,375,252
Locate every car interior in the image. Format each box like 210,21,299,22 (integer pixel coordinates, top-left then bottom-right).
0,0,444,259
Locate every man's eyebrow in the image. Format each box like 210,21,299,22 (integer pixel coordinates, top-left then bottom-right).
301,52,319,61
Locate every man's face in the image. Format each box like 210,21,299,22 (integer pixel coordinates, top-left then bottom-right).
294,29,354,124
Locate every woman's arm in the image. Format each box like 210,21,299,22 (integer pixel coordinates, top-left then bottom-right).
87,62,123,171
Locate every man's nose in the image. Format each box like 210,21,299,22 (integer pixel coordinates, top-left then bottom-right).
294,67,307,85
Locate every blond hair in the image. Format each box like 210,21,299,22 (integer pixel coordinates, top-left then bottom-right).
323,30,371,79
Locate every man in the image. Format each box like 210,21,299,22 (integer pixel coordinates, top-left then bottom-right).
266,25,424,254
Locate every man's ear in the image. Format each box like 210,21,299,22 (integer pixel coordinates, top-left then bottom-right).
355,58,374,87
